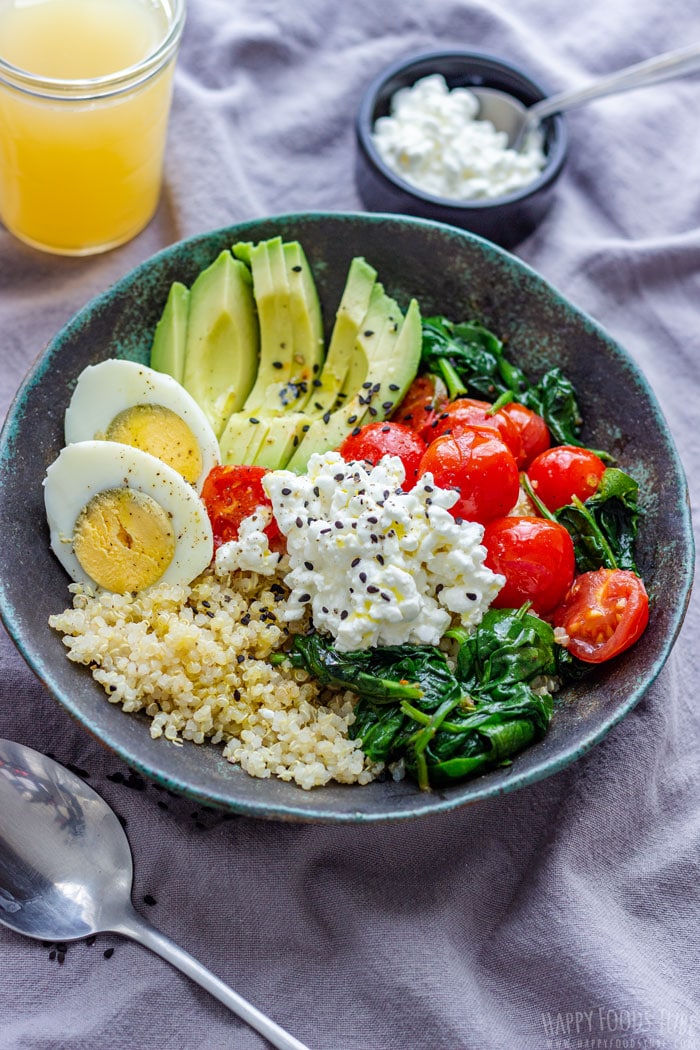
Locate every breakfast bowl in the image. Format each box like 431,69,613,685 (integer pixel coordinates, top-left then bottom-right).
0,212,693,823
355,50,568,248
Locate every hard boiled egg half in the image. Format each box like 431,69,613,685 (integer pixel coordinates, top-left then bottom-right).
44,441,214,594
64,359,220,491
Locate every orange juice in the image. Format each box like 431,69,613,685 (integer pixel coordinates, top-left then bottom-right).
0,0,185,255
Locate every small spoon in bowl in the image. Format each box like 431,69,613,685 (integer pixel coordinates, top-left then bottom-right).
0,737,310,1050
473,41,700,150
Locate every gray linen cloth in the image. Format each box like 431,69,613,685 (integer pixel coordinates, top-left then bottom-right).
1,1,699,1047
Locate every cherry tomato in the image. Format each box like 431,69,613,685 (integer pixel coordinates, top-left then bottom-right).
418,425,520,525
552,568,649,663
427,397,524,463
498,402,551,467
200,464,283,552
482,515,576,616
391,374,450,443
527,445,606,512
338,421,427,485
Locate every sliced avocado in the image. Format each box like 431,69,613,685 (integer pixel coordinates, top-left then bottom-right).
283,240,325,409
233,237,293,414
286,297,422,472
219,410,269,465
233,237,326,417
251,413,311,469
150,281,189,384
182,250,259,438
305,256,377,418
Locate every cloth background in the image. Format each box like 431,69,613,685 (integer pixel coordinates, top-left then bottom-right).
1,1,699,1047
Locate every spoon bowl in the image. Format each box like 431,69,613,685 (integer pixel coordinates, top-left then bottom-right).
0,737,310,1050
472,41,700,150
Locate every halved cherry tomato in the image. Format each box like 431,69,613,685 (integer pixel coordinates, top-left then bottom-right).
391,374,450,443
498,402,551,468
527,445,606,512
482,515,576,616
426,397,524,463
418,425,520,525
200,464,283,552
338,421,427,485
552,567,649,663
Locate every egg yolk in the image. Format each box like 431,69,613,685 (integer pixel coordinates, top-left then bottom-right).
72,488,176,592
104,405,203,485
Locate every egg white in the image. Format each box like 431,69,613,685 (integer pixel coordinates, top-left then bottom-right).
44,440,214,591
64,359,220,491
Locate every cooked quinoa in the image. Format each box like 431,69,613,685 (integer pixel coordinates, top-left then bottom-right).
48,568,381,790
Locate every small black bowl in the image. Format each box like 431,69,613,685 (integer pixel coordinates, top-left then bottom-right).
356,49,568,248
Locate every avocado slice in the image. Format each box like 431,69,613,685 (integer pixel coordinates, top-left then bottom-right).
305,256,377,418
232,236,324,418
286,297,422,472
219,410,269,466
182,250,259,438
150,281,189,385
251,413,311,469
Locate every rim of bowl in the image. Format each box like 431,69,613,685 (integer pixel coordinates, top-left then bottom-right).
356,48,569,211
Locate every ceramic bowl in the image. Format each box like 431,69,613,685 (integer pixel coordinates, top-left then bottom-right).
0,212,693,823
355,50,568,248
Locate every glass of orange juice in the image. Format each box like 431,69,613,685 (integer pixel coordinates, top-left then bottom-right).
0,0,185,255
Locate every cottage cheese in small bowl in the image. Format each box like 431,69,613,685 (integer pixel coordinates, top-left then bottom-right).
372,73,546,202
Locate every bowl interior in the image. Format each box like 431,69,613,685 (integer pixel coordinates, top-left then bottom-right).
0,212,693,823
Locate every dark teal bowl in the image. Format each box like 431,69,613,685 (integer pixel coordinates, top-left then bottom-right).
0,213,693,823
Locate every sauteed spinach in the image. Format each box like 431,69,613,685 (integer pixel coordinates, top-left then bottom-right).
287,606,570,790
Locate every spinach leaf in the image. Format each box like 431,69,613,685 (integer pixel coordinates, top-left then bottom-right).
555,467,641,574
451,605,560,697
286,609,558,790
520,367,584,447
421,316,529,401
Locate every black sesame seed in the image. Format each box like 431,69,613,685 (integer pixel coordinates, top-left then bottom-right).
351,557,360,567
249,417,260,424
237,654,245,664
376,554,385,565
367,516,378,524
389,383,400,391
304,561,314,570
143,894,157,907
298,593,311,602
234,689,241,701
103,947,115,960
347,414,358,424
466,592,477,601
381,592,391,601
335,520,343,529
334,473,345,482
340,610,349,620
282,486,292,495
295,516,303,528
312,377,322,387
367,585,379,593
272,361,284,369
359,572,367,583
382,401,394,412
292,264,302,272
381,425,390,433
351,426,361,436
363,330,374,337
368,406,378,416
322,411,331,424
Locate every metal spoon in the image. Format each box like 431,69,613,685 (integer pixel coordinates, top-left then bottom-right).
473,41,700,150
0,737,310,1050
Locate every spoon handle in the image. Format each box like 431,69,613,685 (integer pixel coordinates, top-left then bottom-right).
115,908,311,1050
529,41,700,126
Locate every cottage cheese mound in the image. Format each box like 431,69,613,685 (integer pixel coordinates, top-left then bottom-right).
261,451,504,652
215,507,282,576
372,73,546,201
